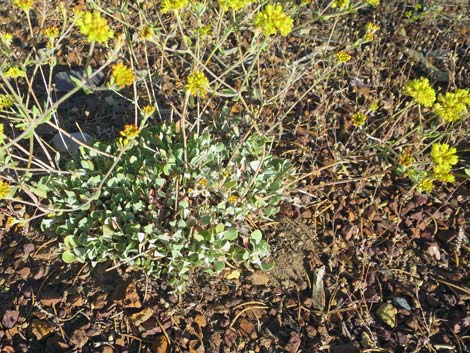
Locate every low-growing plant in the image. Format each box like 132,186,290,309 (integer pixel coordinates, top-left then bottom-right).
40,121,294,292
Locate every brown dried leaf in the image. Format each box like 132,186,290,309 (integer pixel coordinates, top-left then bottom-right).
152,335,169,353
130,307,154,327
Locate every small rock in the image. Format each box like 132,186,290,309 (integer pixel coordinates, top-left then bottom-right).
2,310,19,329
52,132,94,154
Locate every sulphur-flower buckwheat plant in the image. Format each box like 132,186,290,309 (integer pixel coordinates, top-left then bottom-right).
0,95,14,110
403,77,436,107
351,112,367,126
431,143,458,167
160,0,189,14
4,66,26,78
186,70,210,97
336,50,352,63
254,4,293,37
433,89,470,122
417,177,434,193
332,0,349,9
218,0,253,11
111,62,135,88
0,123,5,144
0,180,11,199
120,124,140,140
433,164,455,183
13,0,34,11
364,22,380,41
0,32,13,46
76,11,114,43
366,0,380,5
42,26,59,39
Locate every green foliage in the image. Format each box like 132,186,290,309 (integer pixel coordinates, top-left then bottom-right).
40,123,293,292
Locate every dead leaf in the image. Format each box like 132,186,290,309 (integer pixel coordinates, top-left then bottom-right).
113,282,142,309
284,331,301,353
194,314,207,328
152,335,169,353
130,307,154,326
70,326,89,349
311,266,325,311
31,319,54,340
248,271,270,286
225,269,240,280
2,310,19,329
376,303,397,328
238,318,256,338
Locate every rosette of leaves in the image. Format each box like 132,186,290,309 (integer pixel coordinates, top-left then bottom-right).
41,123,294,292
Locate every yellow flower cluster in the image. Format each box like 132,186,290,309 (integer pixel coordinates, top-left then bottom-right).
0,123,5,144
0,95,14,110
218,0,253,11
332,0,349,9
254,4,293,37
403,77,436,107
42,26,59,39
120,124,140,139
4,66,26,78
111,62,135,88
397,151,414,167
433,88,470,122
13,0,34,11
160,0,188,14
0,32,13,46
366,0,380,5
0,180,10,199
186,70,210,97
142,105,155,117
417,177,434,193
336,50,352,63
76,11,114,43
364,22,380,41
431,143,459,183
351,112,367,126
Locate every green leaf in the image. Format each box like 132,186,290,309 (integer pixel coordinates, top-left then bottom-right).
102,224,114,236
259,261,274,271
223,228,238,240
62,250,78,263
215,223,224,234
214,261,225,272
64,235,78,249
250,230,262,245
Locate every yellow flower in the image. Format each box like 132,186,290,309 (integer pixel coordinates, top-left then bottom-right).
186,70,210,97
218,0,253,11
142,105,155,117
254,4,294,37
431,143,458,167
13,0,34,11
42,26,59,39
0,32,13,46
351,112,367,126
198,178,209,187
0,95,14,110
433,90,469,122
76,11,114,43
397,151,414,167
228,194,238,203
111,62,135,88
0,180,11,199
4,66,26,78
364,22,380,41
0,123,5,144
336,50,352,63
417,178,434,193
160,0,188,14
403,77,436,107
366,0,380,5
332,0,349,9
120,124,140,139
139,26,153,40
369,101,379,111
433,164,455,183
